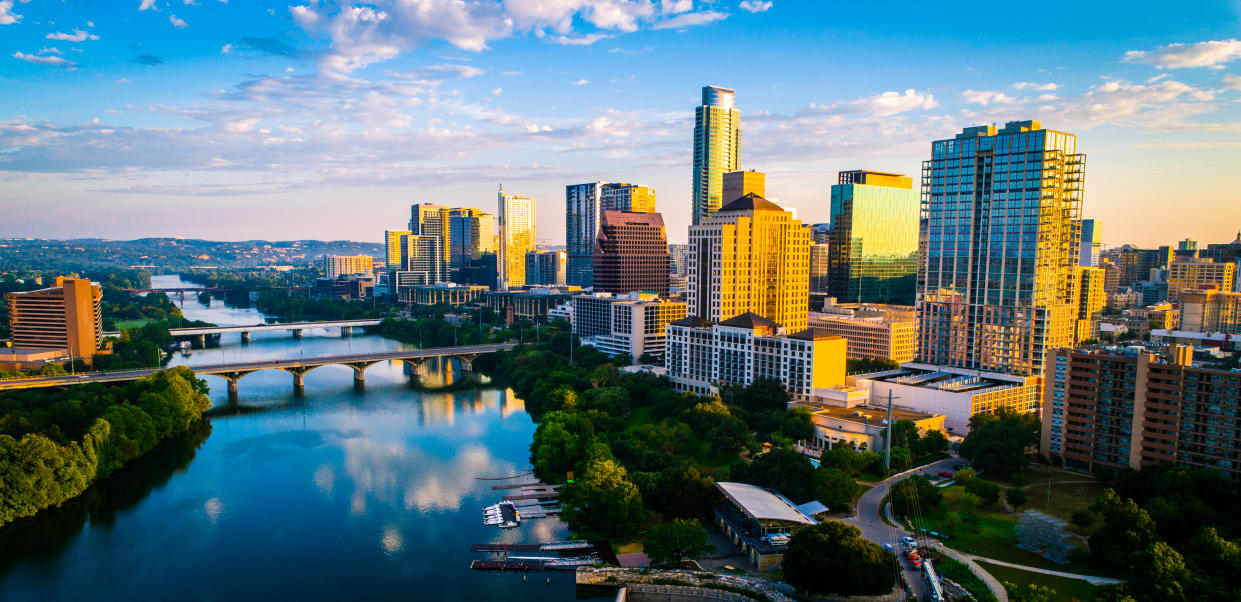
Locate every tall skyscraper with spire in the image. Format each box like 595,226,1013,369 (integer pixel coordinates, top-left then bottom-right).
692,86,740,225
917,120,1084,376
498,183,535,291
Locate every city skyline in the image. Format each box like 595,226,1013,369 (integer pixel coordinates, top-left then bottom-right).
2,1,1241,247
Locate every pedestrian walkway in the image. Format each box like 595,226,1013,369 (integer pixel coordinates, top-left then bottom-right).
967,555,1125,586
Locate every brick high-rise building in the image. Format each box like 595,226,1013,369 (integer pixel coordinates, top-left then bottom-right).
6,276,103,360
592,210,670,296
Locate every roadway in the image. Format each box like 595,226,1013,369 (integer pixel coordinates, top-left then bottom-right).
0,343,514,391
101,319,385,338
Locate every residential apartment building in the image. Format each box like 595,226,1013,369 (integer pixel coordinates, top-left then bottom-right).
664,312,846,403
525,249,567,286
593,210,670,296
384,230,410,270
6,276,103,359
1043,345,1241,480
688,193,811,333
566,182,603,288
1166,258,1235,302
410,203,451,279
399,234,445,285
692,85,740,225
572,292,686,361
1076,266,1107,342
808,305,917,363
827,170,920,305
1113,246,1172,288
498,186,536,290
917,120,1083,377
447,208,496,273
1180,289,1241,334
324,254,373,278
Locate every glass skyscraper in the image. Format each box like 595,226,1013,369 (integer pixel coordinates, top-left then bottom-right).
498,185,535,291
917,120,1084,377
692,86,740,225
826,171,919,305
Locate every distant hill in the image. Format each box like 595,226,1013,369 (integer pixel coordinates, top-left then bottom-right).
0,238,384,270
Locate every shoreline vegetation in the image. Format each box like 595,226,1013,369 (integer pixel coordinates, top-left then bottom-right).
0,367,212,527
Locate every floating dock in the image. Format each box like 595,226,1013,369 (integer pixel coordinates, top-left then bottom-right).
470,559,545,571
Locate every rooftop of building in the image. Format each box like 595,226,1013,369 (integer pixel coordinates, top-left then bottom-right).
855,362,1036,392
787,327,846,342
810,403,940,426
717,193,785,213
599,210,666,227
715,482,817,526
669,316,715,328
718,311,781,330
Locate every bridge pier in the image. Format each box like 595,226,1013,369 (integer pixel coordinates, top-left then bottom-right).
227,378,239,399
341,326,352,338
240,331,251,344
197,334,207,348
292,329,304,340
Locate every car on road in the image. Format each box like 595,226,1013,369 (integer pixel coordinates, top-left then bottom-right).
937,471,953,478
883,543,894,553
906,550,922,567
901,536,917,548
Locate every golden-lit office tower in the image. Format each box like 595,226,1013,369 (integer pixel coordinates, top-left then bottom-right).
447,208,496,272
601,183,656,213
827,170,920,305
399,234,444,284
1180,289,1241,333
722,170,764,205
1166,258,1235,302
687,193,811,332
6,277,103,359
918,121,1083,377
692,86,740,225
385,230,411,269
498,185,535,290
1075,266,1106,342
410,203,451,280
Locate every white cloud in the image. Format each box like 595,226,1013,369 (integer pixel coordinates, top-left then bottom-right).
501,70,523,76
660,0,692,14
139,0,157,11
87,21,95,27
492,87,502,95
221,43,232,54
854,88,938,116
169,14,188,28
115,78,131,84
1123,39,1241,69
550,32,614,45
570,78,589,85
12,51,79,69
1012,81,1057,91
40,47,64,55
1223,74,1241,91
738,1,772,13
47,29,101,42
0,0,21,25
651,9,726,29
961,89,1016,106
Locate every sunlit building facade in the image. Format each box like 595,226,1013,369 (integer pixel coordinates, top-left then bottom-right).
692,85,740,225
917,121,1083,377
722,170,764,206
498,186,535,290
688,194,811,333
1079,219,1102,267
6,277,103,359
1076,266,1107,342
1166,258,1235,302
324,254,373,278
1180,288,1241,334
601,183,656,213
827,170,919,305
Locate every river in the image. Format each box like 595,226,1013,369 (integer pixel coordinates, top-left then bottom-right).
0,275,593,601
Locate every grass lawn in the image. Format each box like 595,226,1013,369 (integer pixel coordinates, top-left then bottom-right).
114,319,153,330
936,556,997,602
908,485,1094,573
977,560,1103,601
1023,481,1104,523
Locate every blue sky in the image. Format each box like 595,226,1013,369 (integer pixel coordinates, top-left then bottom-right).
2,0,1240,247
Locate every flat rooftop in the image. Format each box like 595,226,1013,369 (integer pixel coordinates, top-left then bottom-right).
811,404,939,425
715,482,816,526
856,363,1032,393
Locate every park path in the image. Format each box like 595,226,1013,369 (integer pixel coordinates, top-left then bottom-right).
964,555,1125,586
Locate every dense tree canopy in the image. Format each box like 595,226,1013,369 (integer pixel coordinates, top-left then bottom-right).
958,408,1040,479
783,521,897,596
642,518,713,566
890,474,942,518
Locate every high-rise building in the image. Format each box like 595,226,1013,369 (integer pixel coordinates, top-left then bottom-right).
917,121,1083,377
1043,345,1241,480
498,186,535,290
1079,219,1102,267
566,182,603,288
601,183,656,213
722,170,764,206
410,203,451,282
6,276,103,359
399,234,444,286
809,223,832,294
1179,288,1241,334
692,85,740,225
447,208,496,271
827,170,919,305
1076,266,1107,342
593,210,670,296
525,250,567,286
324,254,373,278
1166,258,1235,302
384,230,410,270
688,193,811,333
1114,246,1172,287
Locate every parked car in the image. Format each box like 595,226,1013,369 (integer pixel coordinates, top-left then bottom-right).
906,550,922,567
901,536,917,547
937,471,953,478
883,543,894,553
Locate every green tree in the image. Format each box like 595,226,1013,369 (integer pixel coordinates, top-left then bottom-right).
1004,582,1057,602
811,466,859,513
731,447,816,503
1006,487,1028,509
1127,541,1190,602
783,521,897,596
965,478,1001,506
890,475,942,517
958,408,1040,479
954,466,976,484
1091,489,1159,572
642,518,714,565
560,457,647,539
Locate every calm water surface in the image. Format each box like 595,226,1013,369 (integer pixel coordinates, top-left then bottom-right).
0,275,590,601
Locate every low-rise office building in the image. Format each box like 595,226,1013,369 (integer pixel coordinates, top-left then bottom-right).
314,276,373,300
573,292,686,361
1043,345,1241,480
1180,288,1241,334
664,313,846,403
485,286,579,322
713,481,818,571
850,364,1041,434
807,304,916,362
803,404,945,452
399,283,489,306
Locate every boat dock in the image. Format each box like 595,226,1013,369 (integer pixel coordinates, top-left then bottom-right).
469,559,546,571
470,540,594,554
468,541,600,571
